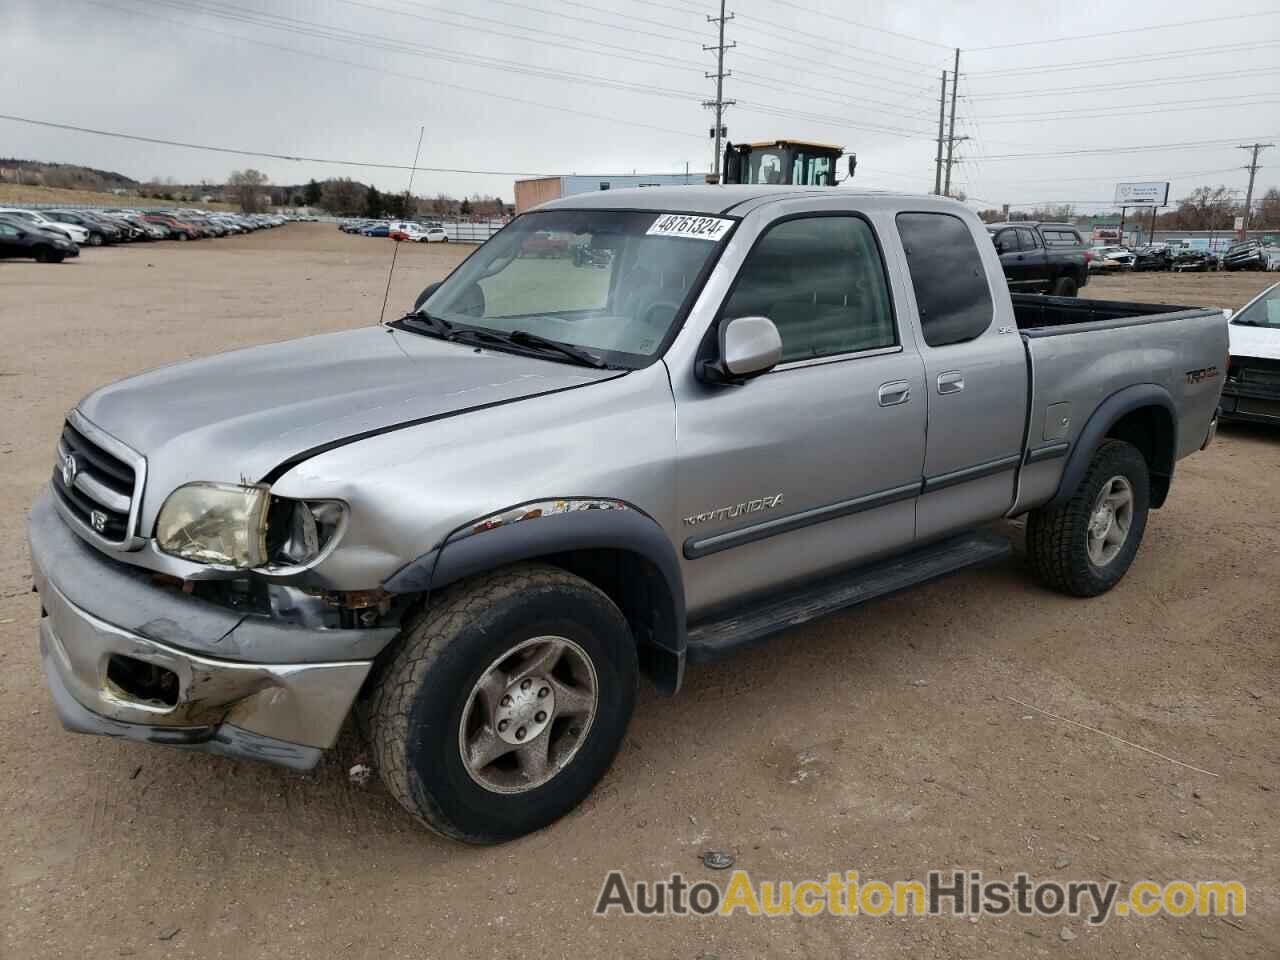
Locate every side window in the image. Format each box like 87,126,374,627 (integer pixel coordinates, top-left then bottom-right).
1016,227,1040,250
0,224,17,238
722,216,897,363
896,212,994,348
994,229,1020,254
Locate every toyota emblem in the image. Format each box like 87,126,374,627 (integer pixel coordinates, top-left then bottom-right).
61,452,78,488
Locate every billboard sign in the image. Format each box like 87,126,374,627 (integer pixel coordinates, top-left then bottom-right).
1114,181,1170,206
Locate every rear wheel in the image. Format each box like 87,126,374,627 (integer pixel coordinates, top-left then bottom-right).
363,563,637,843
1051,275,1078,297
87,233,103,247
1025,440,1150,597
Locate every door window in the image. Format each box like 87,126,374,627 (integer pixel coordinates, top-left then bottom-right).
722,216,896,363
1016,227,1040,250
896,212,995,348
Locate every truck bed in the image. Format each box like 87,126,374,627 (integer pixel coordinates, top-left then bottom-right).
1009,293,1202,333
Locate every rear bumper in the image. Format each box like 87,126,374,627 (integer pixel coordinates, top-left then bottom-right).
29,491,383,770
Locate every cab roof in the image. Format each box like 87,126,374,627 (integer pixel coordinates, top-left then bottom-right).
538,184,931,216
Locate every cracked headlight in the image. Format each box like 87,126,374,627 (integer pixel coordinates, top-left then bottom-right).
156,484,347,570
155,482,271,568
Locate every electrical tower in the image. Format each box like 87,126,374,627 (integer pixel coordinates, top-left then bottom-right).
1238,142,1274,233
934,51,968,197
703,0,735,182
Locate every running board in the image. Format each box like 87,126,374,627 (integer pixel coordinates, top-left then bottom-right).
685,530,1013,663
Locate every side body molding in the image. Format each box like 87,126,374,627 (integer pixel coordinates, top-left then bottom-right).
382,504,688,693
1049,383,1178,508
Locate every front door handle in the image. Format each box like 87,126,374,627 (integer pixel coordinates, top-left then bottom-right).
878,380,911,407
937,370,965,395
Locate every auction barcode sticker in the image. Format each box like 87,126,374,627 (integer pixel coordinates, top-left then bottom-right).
646,214,733,241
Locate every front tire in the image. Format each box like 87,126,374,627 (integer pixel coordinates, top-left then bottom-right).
1025,439,1150,597
363,563,637,843
87,233,103,247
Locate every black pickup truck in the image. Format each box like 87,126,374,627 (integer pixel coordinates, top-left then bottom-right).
987,221,1090,297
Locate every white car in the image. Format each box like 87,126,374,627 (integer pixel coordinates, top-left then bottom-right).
0,208,89,245
1221,281,1280,425
391,222,449,243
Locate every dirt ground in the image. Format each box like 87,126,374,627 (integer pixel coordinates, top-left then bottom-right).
1,225,1277,959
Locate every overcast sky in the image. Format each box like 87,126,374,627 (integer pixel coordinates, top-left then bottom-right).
3,0,1278,210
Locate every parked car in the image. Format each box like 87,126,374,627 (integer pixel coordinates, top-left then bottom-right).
1172,248,1218,273
1132,244,1173,272
1265,247,1280,271
1088,245,1136,271
27,187,1227,843
0,208,90,245
1222,240,1267,271
986,222,1090,296
1220,281,1280,424
0,217,80,262
141,213,200,240
46,210,122,246
362,222,390,238
391,223,449,243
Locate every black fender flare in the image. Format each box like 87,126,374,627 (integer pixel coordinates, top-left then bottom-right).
1049,383,1177,508
383,503,687,693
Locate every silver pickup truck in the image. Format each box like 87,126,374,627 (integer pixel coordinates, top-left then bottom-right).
28,187,1226,843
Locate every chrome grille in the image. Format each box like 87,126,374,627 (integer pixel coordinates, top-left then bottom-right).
50,414,146,547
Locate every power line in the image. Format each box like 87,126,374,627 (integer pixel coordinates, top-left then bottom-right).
976,136,1280,162
966,66,1280,101
976,96,1280,124
77,0,709,141
730,12,937,70
0,113,560,175
761,0,952,50
966,38,1280,77
967,9,1280,52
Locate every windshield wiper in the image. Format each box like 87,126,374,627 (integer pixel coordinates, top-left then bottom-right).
507,330,608,368
448,327,609,369
393,310,453,339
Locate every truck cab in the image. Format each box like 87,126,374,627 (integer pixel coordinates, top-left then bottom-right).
721,140,853,187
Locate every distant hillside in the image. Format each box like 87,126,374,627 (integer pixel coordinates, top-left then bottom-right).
0,158,140,192
0,182,235,211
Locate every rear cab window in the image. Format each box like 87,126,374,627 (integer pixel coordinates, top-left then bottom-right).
896,212,995,348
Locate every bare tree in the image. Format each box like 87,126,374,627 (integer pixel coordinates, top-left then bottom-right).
318,178,365,216
228,168,270,213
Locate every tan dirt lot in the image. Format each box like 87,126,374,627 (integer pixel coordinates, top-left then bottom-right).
1,225,1277,959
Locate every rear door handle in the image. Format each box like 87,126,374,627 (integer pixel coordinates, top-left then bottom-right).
878,380,911,407
937,371,965,395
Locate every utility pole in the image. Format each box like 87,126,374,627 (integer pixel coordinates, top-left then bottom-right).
933,70,947,195
1237,142,1273,234
703,0,735,182
942,48,967,197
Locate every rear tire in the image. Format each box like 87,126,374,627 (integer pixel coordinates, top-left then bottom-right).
1051,276,1078,297
1025,439,1150,597
363,563,637,843
87,233,103,247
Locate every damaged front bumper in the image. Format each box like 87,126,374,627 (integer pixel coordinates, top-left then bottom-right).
28,490,397,771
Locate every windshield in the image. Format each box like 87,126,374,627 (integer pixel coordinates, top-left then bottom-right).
1234,284,1280,328
419,209,732,367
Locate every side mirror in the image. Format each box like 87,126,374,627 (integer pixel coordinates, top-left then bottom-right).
413,281,442,311
699,316,783,384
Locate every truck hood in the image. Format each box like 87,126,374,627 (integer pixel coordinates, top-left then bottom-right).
1229,322,1280,361
78,325,618,499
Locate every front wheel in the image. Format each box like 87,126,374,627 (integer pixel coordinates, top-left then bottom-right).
363,563,637,843
1025,439,1150,597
